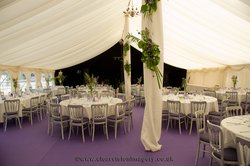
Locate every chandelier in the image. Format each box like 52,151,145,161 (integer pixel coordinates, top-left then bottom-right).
123,0,140,17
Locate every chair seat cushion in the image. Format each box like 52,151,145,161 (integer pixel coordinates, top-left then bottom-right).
107,115,123,120
162,109,169,115
214,147,238,162
187,113,195,118
170,112,185,118
4,112,18,116
71,117,89,123
199,132,209,143
209,111,224,116
53,116,70,121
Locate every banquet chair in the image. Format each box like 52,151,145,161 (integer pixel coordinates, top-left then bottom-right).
107,102,127,140
195,110,210,166
3,99,22,132
241,92,250,114
61,94,70,101
100,90,112,98
22,96,40,125
91,104,109,142
50,103,70,140
117,93,126,101
226,91,239,106
188,101,207,135
207,120,238,166
203,90,216,98
57,87,66,96
208,99,229,123
39,94,47,119
77,90,88,99
125,99,136,132
69,89,77,98
68,105,90,143
167,100,186,134
235,136,250,166
225,106,243,117
162,101,169,129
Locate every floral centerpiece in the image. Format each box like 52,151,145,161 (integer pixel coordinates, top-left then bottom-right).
231,75,238,88
84,72,98,98
12,78,18,93
181,77,190,93
56,70,66,86
45,77,52,88
127,28,162,88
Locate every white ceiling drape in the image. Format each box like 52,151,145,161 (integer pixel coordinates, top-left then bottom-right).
1,0,250,70
0,0,127,70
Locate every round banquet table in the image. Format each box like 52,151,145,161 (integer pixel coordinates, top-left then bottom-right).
221,115,250,165
60,97,122,119
162,94,218,115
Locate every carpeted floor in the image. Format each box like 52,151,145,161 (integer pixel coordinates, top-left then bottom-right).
0,106,216,166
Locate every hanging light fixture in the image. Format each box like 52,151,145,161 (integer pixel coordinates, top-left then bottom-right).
123,0,140,17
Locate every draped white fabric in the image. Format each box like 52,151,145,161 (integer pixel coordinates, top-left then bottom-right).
123,16,131,101
0,0,127,70
162,0,250,70
1,0,250,71
140,1,163,151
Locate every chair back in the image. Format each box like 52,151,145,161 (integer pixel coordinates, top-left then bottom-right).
225,106,242,117
207,120,224,159
117,93,126,101
4,99,20,113
30,96,39,110
167,100,181,114
115,102,127,119
236,136,250,165
61,94,70,101
100,90,112,98
69,89,77,98
91,104,108,123
68,105,86,122
77,90,88,98
40,94,46,105
191,101,207,114
203,90,216,98
195,110,206,132
50,103,62,119
226,91,238,106
219,99,229,112
245,92,250,113
57,87,65,95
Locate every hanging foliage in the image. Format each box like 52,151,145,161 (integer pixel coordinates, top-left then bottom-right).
127,28,162,88
141,0,160,17
123,42,130,57
124,60,131,76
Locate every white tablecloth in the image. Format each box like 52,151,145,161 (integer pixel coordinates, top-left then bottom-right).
60,97,122,119
162,94,218,115
221,115,250,165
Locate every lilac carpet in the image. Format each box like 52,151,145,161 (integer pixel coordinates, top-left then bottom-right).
0,106,217,166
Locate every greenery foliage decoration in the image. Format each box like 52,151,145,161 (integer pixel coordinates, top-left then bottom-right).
84,72,98,96
124,60,131,76
12,78,18,93
127,28,162,88
141,0,160,17
231,75,238,88
56,71,66,85
181,77,190,92
123,42,130,57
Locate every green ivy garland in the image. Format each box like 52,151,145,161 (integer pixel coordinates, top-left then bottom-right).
123,42,130,57
127,28,162,88
141,0,160,16
124,60,131,76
